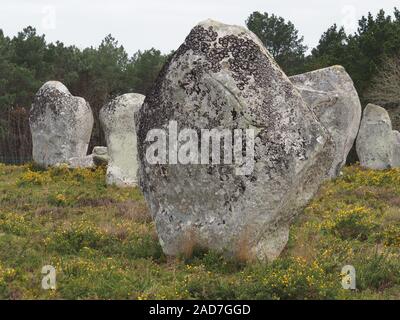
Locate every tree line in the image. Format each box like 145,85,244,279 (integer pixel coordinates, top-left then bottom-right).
1,8,399,163
0,29,169,162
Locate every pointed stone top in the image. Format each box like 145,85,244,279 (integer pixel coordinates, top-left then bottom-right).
38,81,71,95
197,19,246,32
363,103,391,123
195,19,270,57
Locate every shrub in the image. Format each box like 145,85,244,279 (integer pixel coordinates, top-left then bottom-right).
356,253,400,291
320,206,379,241
47,221,114,254
47,193,68,207
16,170,51,187
0,212,30,236
381,225,400,247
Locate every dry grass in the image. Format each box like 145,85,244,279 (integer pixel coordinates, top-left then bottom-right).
114,200,152,223
75,197,116,207
235,228,256,263
34,206,68,218
382,207,400,225
180,229,200,259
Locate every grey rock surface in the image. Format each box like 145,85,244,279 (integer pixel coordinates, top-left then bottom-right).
67,155,95,168
63,147,109,169
30,81,94,167
391,130,400,167
290,66,362,177
136,19,335,261
356,104,393,170
92,146,109,165
100,93,145,187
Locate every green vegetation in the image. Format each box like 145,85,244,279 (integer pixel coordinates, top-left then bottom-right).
0,163,399,299
246,12,308,75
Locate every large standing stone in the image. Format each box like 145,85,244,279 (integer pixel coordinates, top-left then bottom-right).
30,81,94,167
100,93,145,187
356,104,393,169
136,19,335,261
290,66,362,177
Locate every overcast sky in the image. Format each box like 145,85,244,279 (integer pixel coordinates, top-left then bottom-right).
1,0,399,55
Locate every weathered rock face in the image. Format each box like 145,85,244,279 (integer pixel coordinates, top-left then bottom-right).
30,81,94,167
290,66,362,177
356,104,393,170
100,93,145,187
136,20,335,261
392,131,400,167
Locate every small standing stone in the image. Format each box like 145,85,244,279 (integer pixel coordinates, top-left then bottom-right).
92,146,109,165
100,93,145,187
67,155,95,169
391,131,400,167
356,104,393,170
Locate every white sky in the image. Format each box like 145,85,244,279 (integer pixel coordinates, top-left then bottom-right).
0,0,399,55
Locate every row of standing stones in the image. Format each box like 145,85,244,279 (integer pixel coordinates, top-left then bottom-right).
30,80,145,187
28,19,397,261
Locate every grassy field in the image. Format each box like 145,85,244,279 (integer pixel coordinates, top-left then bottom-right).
0,163,399,300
